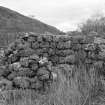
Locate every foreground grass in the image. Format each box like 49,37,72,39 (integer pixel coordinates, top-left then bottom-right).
0,63,105,105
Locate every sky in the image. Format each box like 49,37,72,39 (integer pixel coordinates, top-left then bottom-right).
1,0,105,32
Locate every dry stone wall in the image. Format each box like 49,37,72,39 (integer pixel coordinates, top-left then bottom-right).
0,33,105,97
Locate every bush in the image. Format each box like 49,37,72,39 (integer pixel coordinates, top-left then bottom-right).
79,16,105,35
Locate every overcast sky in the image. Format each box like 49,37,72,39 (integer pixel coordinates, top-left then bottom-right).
1,0,105,32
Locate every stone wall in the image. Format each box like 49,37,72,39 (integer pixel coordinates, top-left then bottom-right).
0,33,105,104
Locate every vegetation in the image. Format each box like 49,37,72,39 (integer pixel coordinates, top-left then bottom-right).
79,14,105,35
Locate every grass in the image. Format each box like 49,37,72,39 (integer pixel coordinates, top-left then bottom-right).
0,62,104,105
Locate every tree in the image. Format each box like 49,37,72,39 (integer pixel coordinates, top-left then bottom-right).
79,13,105,35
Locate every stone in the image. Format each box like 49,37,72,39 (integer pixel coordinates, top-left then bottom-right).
20,57,29,67
0,78,13,91
48,48,55,56
58,57,65,64
0,66,11,77
27,35,36,42
7,71,18,80
16,41,31,50
10,54,19,63
30,63,38,71
0,48,5,58
64,55,76,64
57,41,71,49
71,43,81,51
29,76,38,83
49,42,57,48
19,48,36,57
84,44,96,51
52,35,59,42
58,35,71,42
31,80,43,89
17,67,36,77
43,35,53,42
31,42,40,49
4,47,12,56
41,48,48,53
29,54,39,61
37,36,43,42
94,37,105,44
50,56,59,65
38,73,50,81
37,67,50,81
98,51,105,60
39,42,49,48
56,49,74,57
11,62,21,71
39,57,48,65
13,77,30,89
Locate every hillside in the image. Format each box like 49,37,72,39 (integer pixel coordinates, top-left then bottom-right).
0,6,63,34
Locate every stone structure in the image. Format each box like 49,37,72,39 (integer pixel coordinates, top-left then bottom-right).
0,33,105,104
